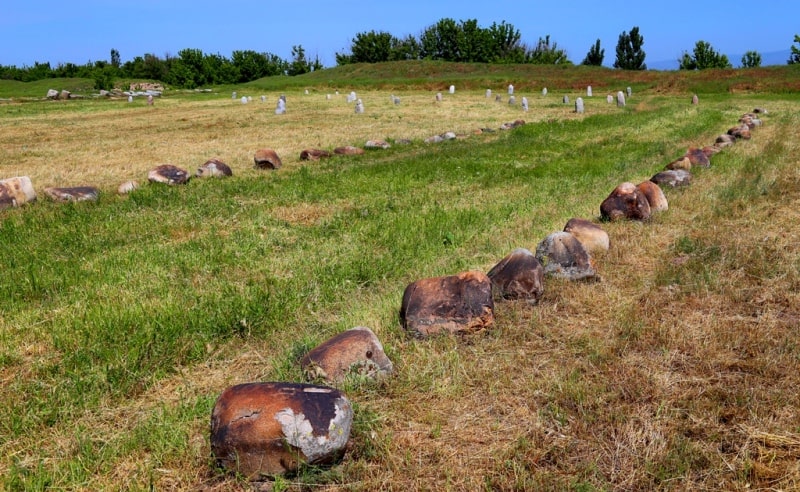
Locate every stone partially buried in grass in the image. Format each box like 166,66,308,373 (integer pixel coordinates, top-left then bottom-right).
600,182,651,221
563,218,609,255
535,232,598,282
301,327,393,384
300,149,332,161
195,158,232,178
650,169,692,188
148,164,190,185
43,186,99,202
400,271,494,338
636,181,668,213
254,149,283,170
210,382,353,479
684,147,710,168
0,176,37,209
333,146,365,156
487,248,545,303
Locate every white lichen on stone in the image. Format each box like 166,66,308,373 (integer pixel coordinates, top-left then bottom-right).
274,398,352,462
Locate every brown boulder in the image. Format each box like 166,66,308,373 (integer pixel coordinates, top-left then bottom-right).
0,176,37,209
253,149,283,169
196,158,232,178
400,271,494,338
487,248,545,303
636,181,668,213
210,382,353,479
300,149,332,161
535,232,598,281
701,146,722,158
600,182,651,221
684,147,710,168
333,146,365,156
43,186,99,202
301,327,393,384
650,169,692,188
148,164,190,185
666,156,692,171
563,218,610,254
727,125,751,140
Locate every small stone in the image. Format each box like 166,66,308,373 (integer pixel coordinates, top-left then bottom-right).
275,98,286,115
147,95,153,106
666,156,692,171
607,94,614,104
232,91,237,99
508,95,516,105
650,169,692,188
425,135,444,143
521,97,529,111
542,87,548,96
117,180,139,194
728,125,751,140
435,92,443,102
535,232,598,281
636,181,668,212
127,95,133,103
196,158,233,178
716,134,736,146
449,85,455,94
487,248,545,302
60,90,71,100
562,95,569,104
241,96,248,104
43,186,99,202
486,89,492,98
301,327,393,384
575,97,584,114
442,131,457,140
400,271,494,338
254,149,283,170
0,176,37,208
365,140,390,149
148,164,190,185
495,94,502,103
600,182,651,221
563,218,609,255
354,99,364,114
753,107,767,114
684,147,710,168
626,86,632,97
46,89,59,99
333,146,364,155
300,149,332,161
692,94,699,105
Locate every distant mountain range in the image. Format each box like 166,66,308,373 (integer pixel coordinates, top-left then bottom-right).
646,49,792,71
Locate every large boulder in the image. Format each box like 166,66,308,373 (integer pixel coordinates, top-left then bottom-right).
43,186,99,202
636,181,668,213
301,327,393,384
400,271,494,338
210,382,353,479
650,169,692,188
148,164,190,185
0,176,37,208
535,232,598,281
684,147,710,168
487,248,545,303
253,149,282,170
600,182,651,221
563,218,610,255
196,158,232,178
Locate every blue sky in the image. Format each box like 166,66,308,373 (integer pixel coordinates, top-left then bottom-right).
2,1,797,69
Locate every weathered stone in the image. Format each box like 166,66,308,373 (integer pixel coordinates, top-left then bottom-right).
607,94,614,104
146,95,154,106
487,248,545,302
521,97,529,111
508,96,516,105
626,86,632,97
275,98,286,115
301,327,393,384
46,89,59,99
449,85,455,94
684,147,710,168
636,181,668,212
300,149,332,161
535,232,598,281
616,91,626,107
354,99,364,113
148,164,190,185
400,271,494,338
127,95,133,103
542,87,548,96
392,95,401,105
701,146,722,158
232,91,237,99
365,140,390,149
716,134,736,146
692,94,699,105
261,95,266,102
196,158,232,178
43,186,99,202
575,97,584,114
562,95,569,104
600,182,651,221
563,218,609,255
666,156,692,171
728,125,751,140
650,169,692,188
495,94,502,103
254,149,283,170
60,90,71,100
241,96,248,104
486,89,492,98
117,180,139,194
210,382,353,479
435,92,443,102
442,131,457,140
425,135,444,144
753,107,768,114
0,176,36,208
333,146,364,156
587,86,593,97
508,84,514,95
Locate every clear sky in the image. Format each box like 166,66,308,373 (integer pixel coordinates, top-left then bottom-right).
1,1,797,69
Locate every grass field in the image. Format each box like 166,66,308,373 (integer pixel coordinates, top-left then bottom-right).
1,63,799,491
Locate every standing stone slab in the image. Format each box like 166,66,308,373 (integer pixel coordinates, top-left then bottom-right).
275,98,286,115
600,182,651,221
486,89,492,98
435,92,443,102
535,232,598,281
562,95,569,104
563,218,609,255
626,86,632,98
508,84,514,95
542,87,548,96
0,176,37,208
487,248,545,303
575,97,584,114
301,327,393,384
692,94,699,105
616,91,626,107
587,85,593,97
521,97,528,111
607,94,614,104
210,382,353,478
400,271,494,338
148,164,190,185
449,85,455,94
354,99,364,113
508,96,516,106
254,149,283,170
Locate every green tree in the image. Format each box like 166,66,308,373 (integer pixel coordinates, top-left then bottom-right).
614,26,646,70
485,21,524,63
232,50,285,82
789,34,800,64
525,35,571,65
389,35,421,61
678,40,731,70
419,18,461,60
110,49,121,69
582,39,604,66
741,51,761,68
344,30,396,63
288,45,313,76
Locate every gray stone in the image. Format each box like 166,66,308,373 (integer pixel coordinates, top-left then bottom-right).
575,97,584,114
542,87,548,96
196,158,233,178
241,96,248,104
364,139,389,149
127,95,133,103
261,95,266,102
148,164,190,185
616,91,626,107
508,84,514,95
354,99,364,113
607,94,614,104
43,186,99,202
275,98,286,115
486,89,492,98
231,91,237,99
563,95,569,104
587,85,593,97
449,85,455,94
495,94,502,103
147,95,154,106
487,248,545,303
692,94,699,105
521,97,529,111
650,169,692,188
627,86,632,97
46,89,59,99
600,182,651,221
508,95,516,105
60,90,71,100
435,92,443,102
535,232,598,281
0,176,36,208
117,180,139,194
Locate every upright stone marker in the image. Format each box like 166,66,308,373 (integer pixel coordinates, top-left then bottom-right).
127,95,133,103
508,84,514,95
449,85,455,94
575,97,584,114
241,96,248,104
231,91,237,99
508,95,516,105
616,91,626,107
563,95,569,104
486,88,492,98
260,95,266,102
587,85,593,97
495,94,502,103
275,98,286,115
627,86,632,98
542,87,548,96
521,97,529,111
607,94,614,104
692,94,699,105
355,99,364,113
147,95,154,106
435,92,443,102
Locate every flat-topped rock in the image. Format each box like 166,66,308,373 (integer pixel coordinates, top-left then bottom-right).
650,169,692,188
365,140,390,149
487,248,545,303
600,182,651,221
210,382,352,478
196,158,232,178
0,176,37,208
333,146,364,156
400,271,494,338
535,232,598,282
685,147,710,168
148,164,190,185
563,218,609,254
300,149,332,161
43,186,99,202
254,149,282,170
301,327,393,384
